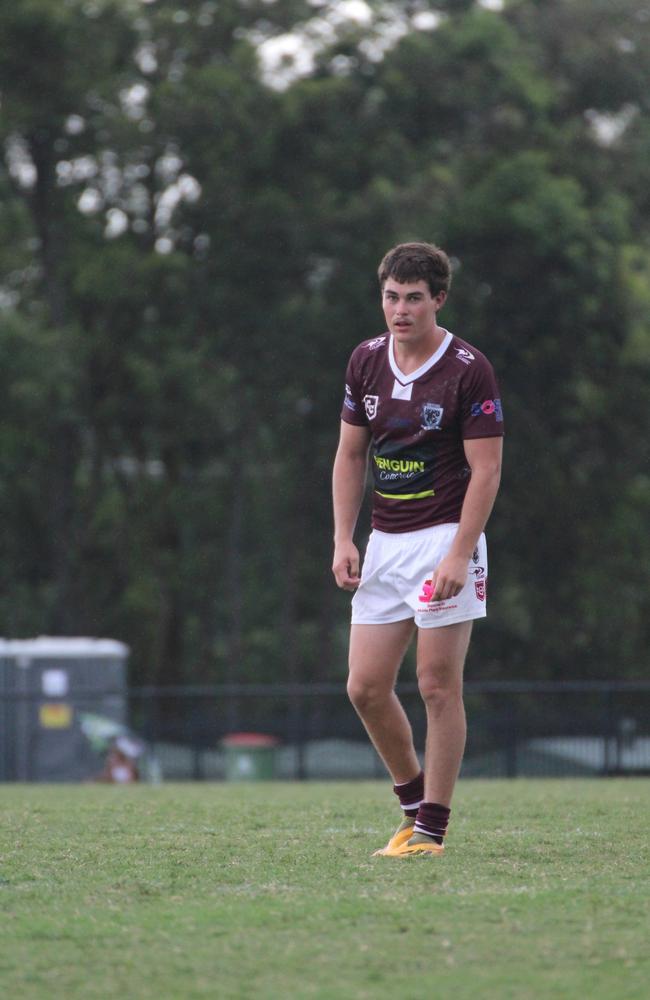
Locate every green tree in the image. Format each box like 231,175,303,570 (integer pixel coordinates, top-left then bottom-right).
1,0,648,687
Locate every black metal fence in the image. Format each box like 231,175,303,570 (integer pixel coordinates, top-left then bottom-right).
127,681,650,782
2,680,648,782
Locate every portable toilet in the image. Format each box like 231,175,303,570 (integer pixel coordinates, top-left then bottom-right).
0,637,129,781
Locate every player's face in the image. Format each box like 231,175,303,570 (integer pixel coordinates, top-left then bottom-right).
381,278,446,345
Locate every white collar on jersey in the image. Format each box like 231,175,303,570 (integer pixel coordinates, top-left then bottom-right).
388,329,453,384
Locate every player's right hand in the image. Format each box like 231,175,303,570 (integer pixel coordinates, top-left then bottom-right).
332,542,361,591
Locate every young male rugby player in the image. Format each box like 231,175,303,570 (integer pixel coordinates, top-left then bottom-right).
332,242,503,856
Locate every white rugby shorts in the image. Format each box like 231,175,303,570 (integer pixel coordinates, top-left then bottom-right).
351,523,488,628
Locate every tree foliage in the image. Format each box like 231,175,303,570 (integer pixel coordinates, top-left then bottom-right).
1,0,648,682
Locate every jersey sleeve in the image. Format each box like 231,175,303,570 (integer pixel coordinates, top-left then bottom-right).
459,355,504,439
340,351,369,426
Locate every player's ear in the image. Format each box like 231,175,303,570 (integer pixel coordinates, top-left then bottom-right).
435,290,447,309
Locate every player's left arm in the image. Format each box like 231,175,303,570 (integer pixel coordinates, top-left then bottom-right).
430,436,503,601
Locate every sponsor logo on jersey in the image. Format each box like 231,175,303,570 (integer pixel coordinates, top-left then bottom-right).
374,456,425,474
363,394,379,419
455,347,475,365
475,580,486,601
366,336,386,351
420,402,444,430
471,398,503,421
343,384,357,411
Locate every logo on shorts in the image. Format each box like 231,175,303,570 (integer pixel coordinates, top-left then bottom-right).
418,601,459,614
469,566,485,579
420,403,444,431
475,581,486,601
363,395,379,420
417,579,458,613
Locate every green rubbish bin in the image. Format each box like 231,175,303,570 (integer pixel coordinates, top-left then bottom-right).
221,732,279,781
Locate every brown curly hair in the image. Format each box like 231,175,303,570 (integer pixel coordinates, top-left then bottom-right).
378,242,452,298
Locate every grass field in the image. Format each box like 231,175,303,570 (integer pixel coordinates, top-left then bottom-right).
1,779,648,999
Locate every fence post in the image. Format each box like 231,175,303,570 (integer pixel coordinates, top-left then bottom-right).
192,745,204,781
291,687,306,780
504,694,518,778
603,685,616,776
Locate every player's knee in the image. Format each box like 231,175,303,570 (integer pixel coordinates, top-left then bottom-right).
417,669,462,714
347,674,390,713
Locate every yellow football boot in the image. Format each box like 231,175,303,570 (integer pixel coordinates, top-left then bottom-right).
372,816,415,857
380,832,444,857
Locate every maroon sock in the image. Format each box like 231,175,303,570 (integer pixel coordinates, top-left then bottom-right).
393,771,425,817
414,801,451,844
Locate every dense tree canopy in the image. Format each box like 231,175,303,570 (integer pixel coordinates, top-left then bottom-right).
1,0,649,684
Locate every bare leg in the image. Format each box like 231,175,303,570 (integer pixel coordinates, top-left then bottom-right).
416,620,473,806
347,620,419,784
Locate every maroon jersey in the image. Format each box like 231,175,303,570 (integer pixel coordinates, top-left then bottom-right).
341,330,504,532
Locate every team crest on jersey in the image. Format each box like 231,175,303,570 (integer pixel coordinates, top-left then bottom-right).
455,347,475,365
363,394,379,420
366,336,386,351
420,402,443,430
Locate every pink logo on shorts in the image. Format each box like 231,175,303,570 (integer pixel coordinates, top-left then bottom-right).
475,581,486,601
418,579,436,603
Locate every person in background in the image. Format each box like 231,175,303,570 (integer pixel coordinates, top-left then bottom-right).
96,735,142,783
